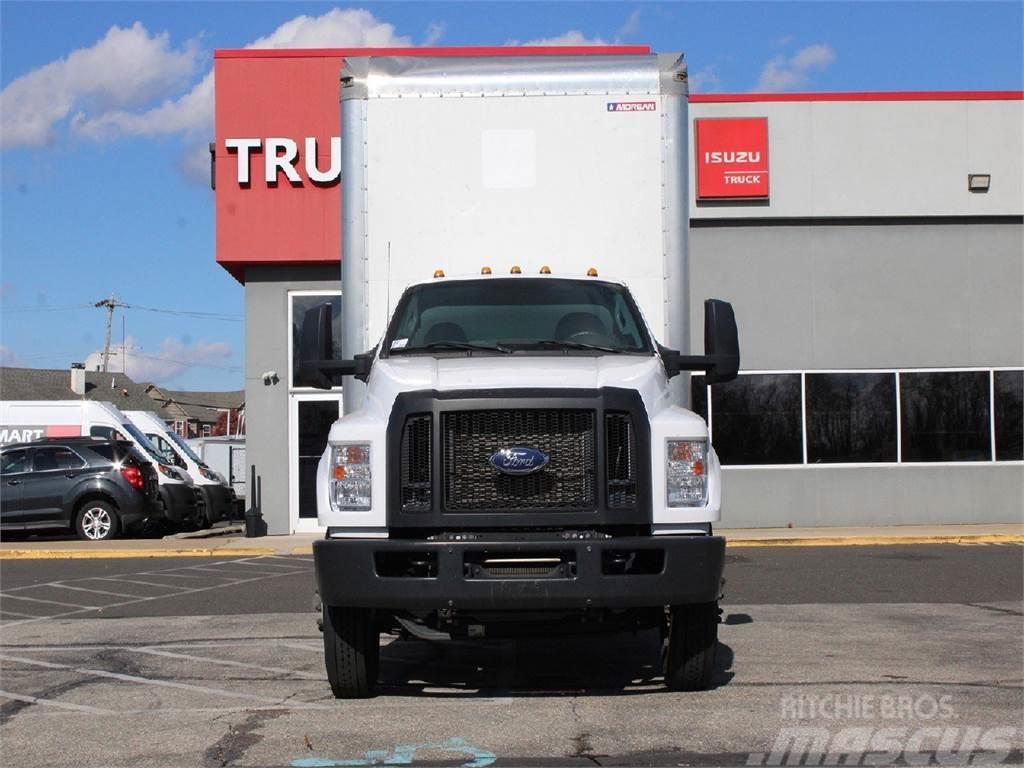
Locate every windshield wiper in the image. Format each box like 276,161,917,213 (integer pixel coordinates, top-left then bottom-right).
528,339,624,353
392,341,512,354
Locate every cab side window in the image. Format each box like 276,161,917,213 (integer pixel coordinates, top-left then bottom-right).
1,449,29,475
33,447,86,472
90,426,115,439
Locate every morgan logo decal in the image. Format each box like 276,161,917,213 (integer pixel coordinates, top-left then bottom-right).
607,101,657,113
489,447,550,476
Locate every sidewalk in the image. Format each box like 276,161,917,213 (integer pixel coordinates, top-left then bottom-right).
0,523,1021,559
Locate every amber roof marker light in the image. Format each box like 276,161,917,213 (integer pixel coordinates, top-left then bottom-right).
539,266,551,274
481,266,492,275
433,269,445,278
510,265,522,274
587,267,599,277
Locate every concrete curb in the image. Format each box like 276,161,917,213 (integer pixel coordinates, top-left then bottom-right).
1,534,1020,559
0,547,280,560
725,534,1024,548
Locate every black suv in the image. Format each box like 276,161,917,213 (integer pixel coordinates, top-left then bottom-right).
0,439,159,540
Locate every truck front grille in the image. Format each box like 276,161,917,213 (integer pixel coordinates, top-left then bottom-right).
606,412,638,508
400,414,432,511
442,409,596,512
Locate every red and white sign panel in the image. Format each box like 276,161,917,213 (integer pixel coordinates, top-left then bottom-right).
695,117,769,199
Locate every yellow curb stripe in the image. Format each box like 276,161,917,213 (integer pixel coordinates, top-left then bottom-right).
0,548,280,560
726,534,1024,548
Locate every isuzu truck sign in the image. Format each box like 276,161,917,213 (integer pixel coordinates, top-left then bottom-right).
695,117,769,199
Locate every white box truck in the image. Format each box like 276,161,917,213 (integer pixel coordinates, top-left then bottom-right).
125,411,237,526
298,54,739,697
0,401,203,529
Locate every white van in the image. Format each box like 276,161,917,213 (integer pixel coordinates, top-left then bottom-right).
125,410,236,526
0,401,203,529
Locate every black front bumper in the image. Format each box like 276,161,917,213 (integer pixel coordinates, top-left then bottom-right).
314,534,724,611
199,484,234,524
158,483,199,524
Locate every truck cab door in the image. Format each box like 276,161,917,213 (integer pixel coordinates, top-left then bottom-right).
0,448,30,524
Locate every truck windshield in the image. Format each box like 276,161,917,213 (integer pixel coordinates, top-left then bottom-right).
386,278,652,356
167,431,206,466
120,422,170,465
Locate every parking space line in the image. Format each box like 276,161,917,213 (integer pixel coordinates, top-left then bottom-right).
131,572,209,580
0,568,309,630
132,647,324,680
0,653,322,707
1,594,87,609
228,559,310,570
48,583,142,599
276,642,323,653
92,578,193,590
0,689,111,713
0,609,43,619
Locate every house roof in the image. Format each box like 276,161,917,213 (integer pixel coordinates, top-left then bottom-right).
146,387,245,423
0,367,162,413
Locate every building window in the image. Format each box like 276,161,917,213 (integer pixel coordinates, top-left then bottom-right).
711,373,803,465
900,371,991,462
806,373,897,463
202,424,212,438
994,370,1023,461
291,293,343,389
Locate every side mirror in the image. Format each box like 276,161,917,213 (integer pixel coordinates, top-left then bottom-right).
659,299,740,384
299,303,373,390
703,299,739,384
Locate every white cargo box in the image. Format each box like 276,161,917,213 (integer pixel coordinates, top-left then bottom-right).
339,54,691,410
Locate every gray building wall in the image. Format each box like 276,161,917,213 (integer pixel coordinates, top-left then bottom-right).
690,220,1024,527
245,264,339,535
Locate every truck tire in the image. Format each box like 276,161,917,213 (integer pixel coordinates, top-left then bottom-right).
663,602,718,691
322,606,379,699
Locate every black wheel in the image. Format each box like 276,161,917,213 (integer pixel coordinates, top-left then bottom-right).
322,606,379,699
663,602,718,691
74,500,120,541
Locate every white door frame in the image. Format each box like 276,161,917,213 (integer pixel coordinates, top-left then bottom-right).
288,392,340,533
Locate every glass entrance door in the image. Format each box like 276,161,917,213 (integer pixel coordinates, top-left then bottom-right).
289,394,340,532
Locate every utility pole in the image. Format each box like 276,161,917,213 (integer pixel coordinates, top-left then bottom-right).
95,294,128,373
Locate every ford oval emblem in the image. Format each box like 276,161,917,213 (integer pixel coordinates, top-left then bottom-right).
489,447,550,476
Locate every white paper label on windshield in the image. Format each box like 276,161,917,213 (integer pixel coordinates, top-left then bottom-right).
390,338,408,350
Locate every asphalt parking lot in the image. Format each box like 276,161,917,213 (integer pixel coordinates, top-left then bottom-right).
0,546,1021,767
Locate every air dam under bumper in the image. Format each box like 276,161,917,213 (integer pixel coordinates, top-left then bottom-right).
314,535,725,611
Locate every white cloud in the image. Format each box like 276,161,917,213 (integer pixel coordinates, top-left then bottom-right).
423,22,446,46
0,22,199,149
0,346,23,366
689,65,721,93
84,336,233,383
510,30,608,46
71,8,412,143
755,43,836,92
615,9,642,41
179,142,213,186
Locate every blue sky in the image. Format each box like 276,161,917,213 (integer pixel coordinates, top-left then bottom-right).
1,2,1021,390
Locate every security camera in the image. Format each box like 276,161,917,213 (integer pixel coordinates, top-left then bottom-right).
261,370,279,385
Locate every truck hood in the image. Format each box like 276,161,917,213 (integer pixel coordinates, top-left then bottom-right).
363,354,673,418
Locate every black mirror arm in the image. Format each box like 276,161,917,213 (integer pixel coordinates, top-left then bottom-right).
299,349,375,390
658,346,739,380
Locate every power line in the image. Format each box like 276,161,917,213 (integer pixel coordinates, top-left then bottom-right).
2,302,242,321
123,305,243,321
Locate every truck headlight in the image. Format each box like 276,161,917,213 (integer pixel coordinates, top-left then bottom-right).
666,440,707,507
330,443,371,511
